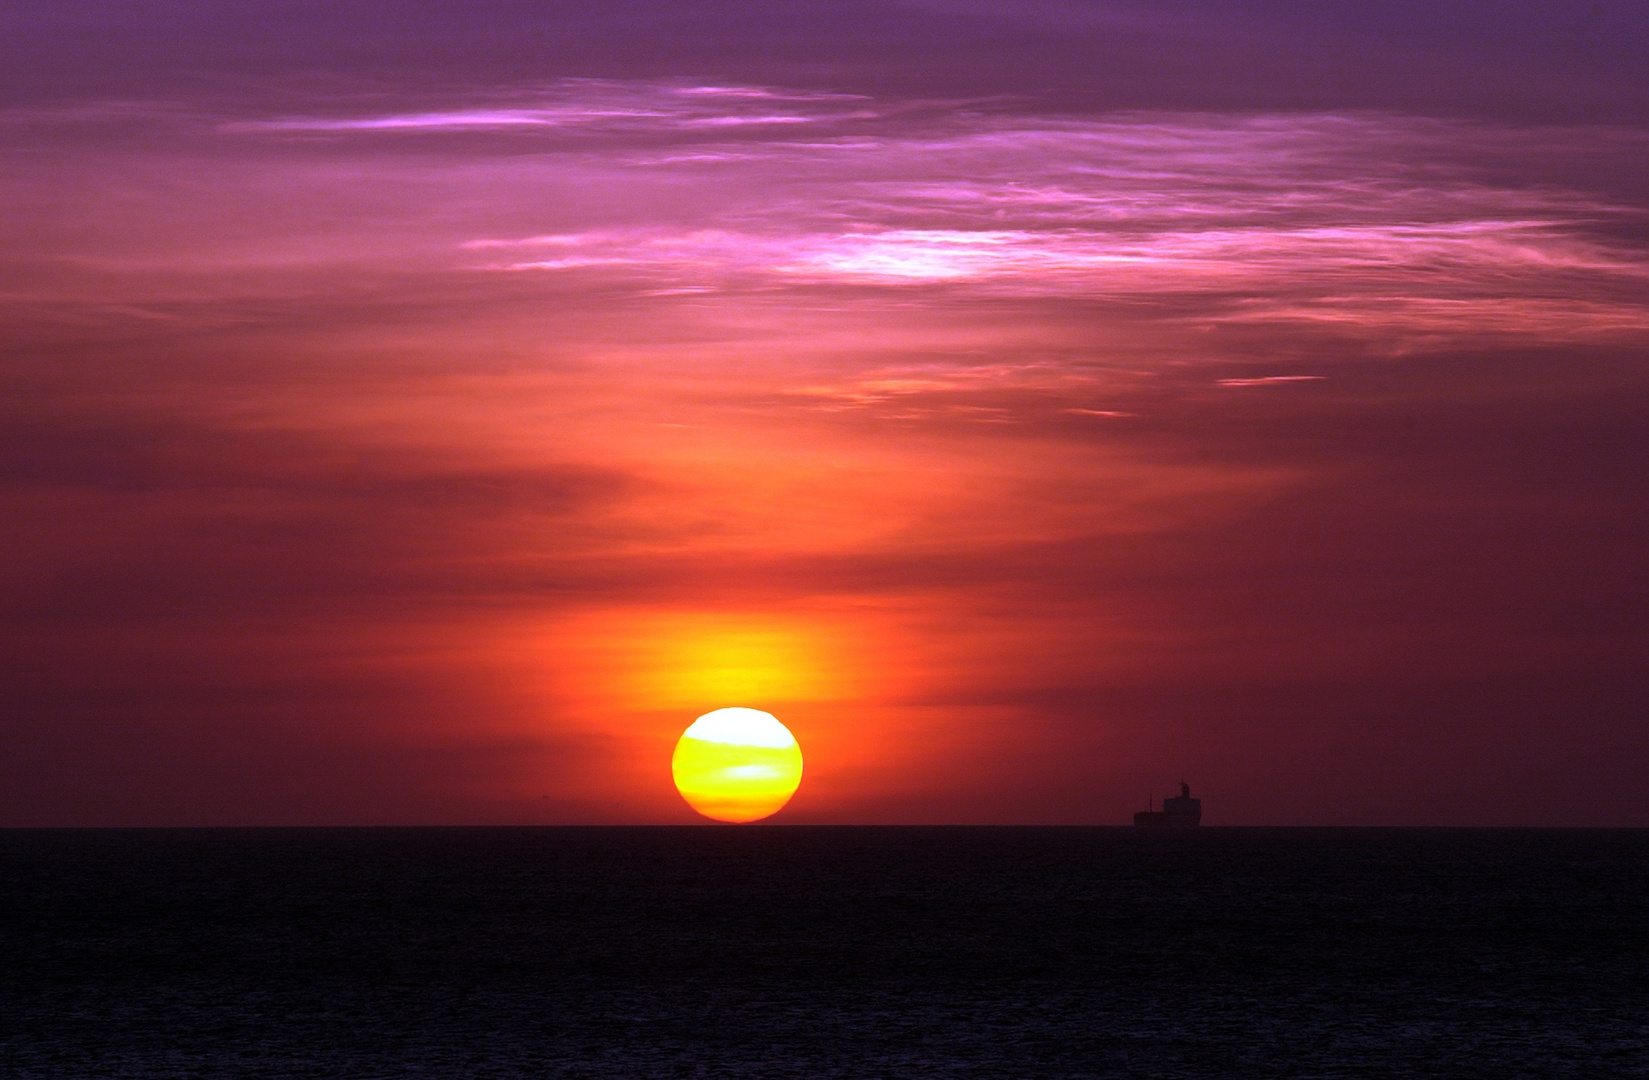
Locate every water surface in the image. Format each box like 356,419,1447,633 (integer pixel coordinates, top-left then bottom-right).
3,827,1645,1077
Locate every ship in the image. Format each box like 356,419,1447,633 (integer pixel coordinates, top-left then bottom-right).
1133,782,1201,827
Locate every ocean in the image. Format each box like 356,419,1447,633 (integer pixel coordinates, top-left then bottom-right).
3,827,1645,1078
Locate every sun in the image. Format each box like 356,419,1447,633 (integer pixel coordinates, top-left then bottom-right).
671,707,803,823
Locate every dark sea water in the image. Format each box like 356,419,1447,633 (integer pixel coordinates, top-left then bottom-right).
2,828,1645,1079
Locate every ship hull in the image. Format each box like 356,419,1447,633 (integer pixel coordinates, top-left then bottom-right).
1132,810,1201,827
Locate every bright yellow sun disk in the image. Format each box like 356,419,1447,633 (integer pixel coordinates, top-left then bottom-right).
672,708,803,823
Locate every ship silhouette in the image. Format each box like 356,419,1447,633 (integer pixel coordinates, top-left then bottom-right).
1133,782,1201,827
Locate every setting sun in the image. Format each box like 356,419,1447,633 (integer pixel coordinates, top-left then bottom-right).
671,708,803,823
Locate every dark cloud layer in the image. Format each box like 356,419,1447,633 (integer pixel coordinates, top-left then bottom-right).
7,1,1648,121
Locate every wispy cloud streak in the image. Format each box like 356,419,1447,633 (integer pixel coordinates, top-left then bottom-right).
223,80,874,133
402,92,1649,345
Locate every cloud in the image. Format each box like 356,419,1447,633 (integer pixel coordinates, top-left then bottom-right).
222,80,875,135
1217,376,1325,387
3,77,1648,823
411,97,1649,347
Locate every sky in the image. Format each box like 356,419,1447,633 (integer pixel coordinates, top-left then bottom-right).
3,1,1647,826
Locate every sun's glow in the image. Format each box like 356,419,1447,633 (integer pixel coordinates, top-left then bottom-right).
672,707,803,822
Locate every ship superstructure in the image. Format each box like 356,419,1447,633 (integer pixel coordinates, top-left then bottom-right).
1133,782,1202,827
